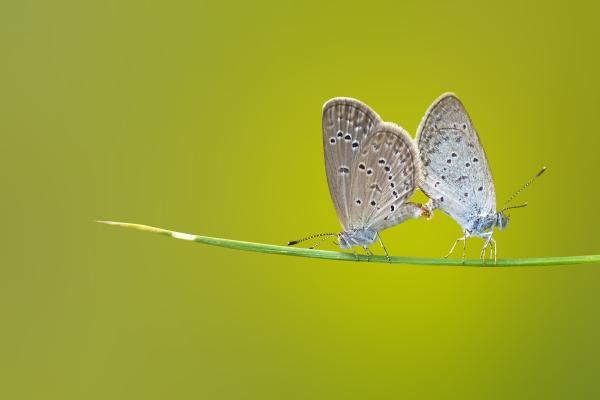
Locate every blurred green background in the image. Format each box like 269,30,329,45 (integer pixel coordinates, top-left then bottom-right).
2,0,599,398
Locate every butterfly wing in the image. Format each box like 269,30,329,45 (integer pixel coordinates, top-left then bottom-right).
322,98,383,230
416,93,496,228
351,122,422,231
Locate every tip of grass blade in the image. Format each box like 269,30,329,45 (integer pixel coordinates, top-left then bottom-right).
97,220,170,235
97,220,118,225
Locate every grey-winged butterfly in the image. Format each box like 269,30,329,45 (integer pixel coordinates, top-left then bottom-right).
289,97,429,260
416,93,545,263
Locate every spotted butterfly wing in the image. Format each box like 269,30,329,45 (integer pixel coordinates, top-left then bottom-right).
351,122,422,232
322,98,383,231
416,93,496,228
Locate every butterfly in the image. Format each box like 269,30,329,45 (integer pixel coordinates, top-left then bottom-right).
416,93,545,263
289,97,429,260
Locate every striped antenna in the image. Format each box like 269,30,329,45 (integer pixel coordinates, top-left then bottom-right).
288,232,337,246
502,202,529,212
500,167,546,212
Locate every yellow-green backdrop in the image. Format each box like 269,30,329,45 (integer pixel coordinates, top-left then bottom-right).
2,0,599,398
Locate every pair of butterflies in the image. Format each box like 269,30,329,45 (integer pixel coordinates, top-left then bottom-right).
290,93,545,262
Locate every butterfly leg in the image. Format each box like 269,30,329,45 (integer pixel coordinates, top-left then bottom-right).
444,237,464,259
377,233,391,263
363,246,372,262
461,231,468,263
489,238,497,264
309,235,333,250
485,241,494,263
352,248,360,262
445,230,468,262
480,233,494,264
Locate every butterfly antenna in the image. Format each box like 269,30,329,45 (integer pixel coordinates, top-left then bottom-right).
500,166,546,212
502,202,529,212
288,233,337,246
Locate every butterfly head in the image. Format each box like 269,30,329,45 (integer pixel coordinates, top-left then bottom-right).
337,232,351,249
495,212,509,230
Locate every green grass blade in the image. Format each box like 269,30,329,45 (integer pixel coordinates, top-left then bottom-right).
97,221,600,267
